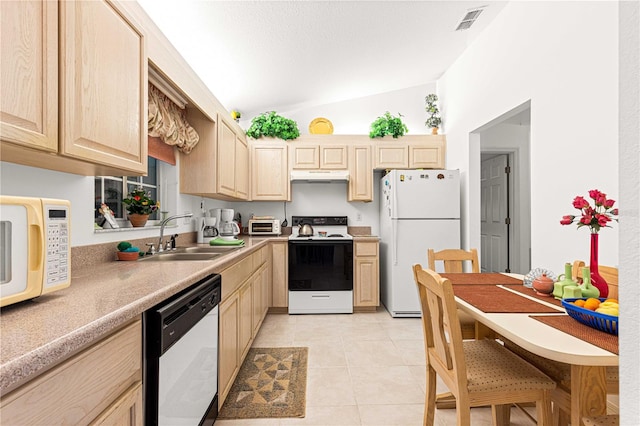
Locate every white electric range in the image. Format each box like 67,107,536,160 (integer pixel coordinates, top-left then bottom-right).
288,216,354,314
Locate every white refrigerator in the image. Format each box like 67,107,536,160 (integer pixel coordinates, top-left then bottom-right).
379,169,460,317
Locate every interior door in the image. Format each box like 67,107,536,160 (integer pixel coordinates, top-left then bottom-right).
480,155,509,272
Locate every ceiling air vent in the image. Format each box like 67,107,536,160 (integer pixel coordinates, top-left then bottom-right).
455,6,485,31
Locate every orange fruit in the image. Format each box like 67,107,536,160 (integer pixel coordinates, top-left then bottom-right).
573,299,586,307
605,298,618,304
583,298,601,311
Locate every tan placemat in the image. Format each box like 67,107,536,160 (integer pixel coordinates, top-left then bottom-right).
441,273,523,285
453,285,561,313
502,284,564,307
530,315,618,354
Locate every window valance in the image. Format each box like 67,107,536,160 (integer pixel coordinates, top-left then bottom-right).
148,83,199,155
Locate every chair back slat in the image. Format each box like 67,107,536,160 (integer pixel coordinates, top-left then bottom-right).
428,248,480,273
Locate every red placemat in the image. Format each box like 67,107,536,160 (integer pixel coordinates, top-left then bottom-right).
453,285,561,313
502,284,564,307
530,315,618,354
441,273,523,285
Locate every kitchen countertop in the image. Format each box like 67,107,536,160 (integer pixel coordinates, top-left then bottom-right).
0,236,285,395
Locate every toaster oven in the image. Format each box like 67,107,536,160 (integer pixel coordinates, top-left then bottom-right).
248,219,281,236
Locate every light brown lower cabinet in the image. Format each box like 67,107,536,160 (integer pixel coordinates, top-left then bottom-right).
218,248,270,408
270,241,288,309
0,319,143,425
354,240,380,310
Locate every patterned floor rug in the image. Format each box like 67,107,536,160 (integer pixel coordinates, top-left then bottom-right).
218,347,308,419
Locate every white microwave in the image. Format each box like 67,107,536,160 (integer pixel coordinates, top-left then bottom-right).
0,196,71,307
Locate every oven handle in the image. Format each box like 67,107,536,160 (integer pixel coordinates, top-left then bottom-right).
288,240,353,245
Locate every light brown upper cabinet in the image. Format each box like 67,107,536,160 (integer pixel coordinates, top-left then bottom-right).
250,140,290,201
180,111,249,200
1,0,148,176
373,135,446,170
1,0,58,153
290,136,348,170
348,145,373,202
217,114,249,199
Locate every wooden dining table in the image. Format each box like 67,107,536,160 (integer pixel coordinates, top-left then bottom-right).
443,272,619,426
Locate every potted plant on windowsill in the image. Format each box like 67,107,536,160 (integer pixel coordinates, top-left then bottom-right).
425,93,442,135
123,187,159,227
246,111,300,141
369,111,408,139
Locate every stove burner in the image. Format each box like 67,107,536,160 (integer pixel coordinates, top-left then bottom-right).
328,234,343,237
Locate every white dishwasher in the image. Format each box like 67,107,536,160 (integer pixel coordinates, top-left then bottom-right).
144,274,221,426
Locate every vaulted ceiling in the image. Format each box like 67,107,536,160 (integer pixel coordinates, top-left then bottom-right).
138,1,508,117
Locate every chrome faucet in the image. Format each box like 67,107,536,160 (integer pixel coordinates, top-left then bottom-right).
157,213,193,253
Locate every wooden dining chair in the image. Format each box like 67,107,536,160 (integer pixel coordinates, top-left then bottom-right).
427,248,484,340
506,260,619,424
582,414,619,426
412,264,555,426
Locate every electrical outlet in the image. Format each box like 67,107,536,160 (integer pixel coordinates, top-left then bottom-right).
356,212,362,221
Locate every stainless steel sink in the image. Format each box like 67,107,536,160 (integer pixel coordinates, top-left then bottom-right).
139,252,222,262
179,246,244,254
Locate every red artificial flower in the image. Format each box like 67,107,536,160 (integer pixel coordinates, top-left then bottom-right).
573,196,589,209
134,195,141,201
562,189,617,234
560,215,575,225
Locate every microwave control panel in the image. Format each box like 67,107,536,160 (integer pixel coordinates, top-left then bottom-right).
43,200,71,291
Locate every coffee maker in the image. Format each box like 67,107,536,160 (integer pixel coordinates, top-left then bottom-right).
219,208,240,239
196,216,218,243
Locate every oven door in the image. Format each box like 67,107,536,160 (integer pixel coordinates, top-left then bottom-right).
288,240,353,291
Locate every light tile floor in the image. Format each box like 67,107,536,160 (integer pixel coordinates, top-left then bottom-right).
215,307,542,426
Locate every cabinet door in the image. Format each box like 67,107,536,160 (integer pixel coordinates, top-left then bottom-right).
409,138,445,169
219,294,239,404
90,382,142,426
348,145,372,202
0,320,142,425
217,118,237,197
354,241,380,307
320,145,348,169
235,136,249,199
271,242,288,308
374,144,408,169
291,145,319,169
355,257,379,307
60,0,147,174
0,0,58,152
252,273,262,336
239,280,253,360
251,143,289,200
261,264,271,317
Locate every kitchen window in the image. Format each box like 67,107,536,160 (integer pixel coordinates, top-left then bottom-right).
94,157,160,223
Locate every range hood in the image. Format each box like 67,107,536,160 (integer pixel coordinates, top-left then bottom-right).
290,170,350,183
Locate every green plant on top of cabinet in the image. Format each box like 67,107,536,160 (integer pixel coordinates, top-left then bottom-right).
369,112,408,139
246,111,300,141
1,0,148,176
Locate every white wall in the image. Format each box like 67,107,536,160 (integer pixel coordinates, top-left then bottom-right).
0,160,229,247
240,83,437,136
438,1,619,269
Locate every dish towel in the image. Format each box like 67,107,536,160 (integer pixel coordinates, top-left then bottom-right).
210,237,245,246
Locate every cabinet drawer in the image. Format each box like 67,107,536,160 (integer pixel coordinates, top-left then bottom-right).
355,241,378,257
221,255,254,298
1,320,142,425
